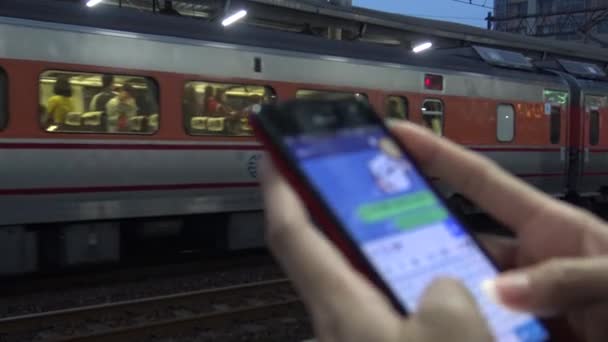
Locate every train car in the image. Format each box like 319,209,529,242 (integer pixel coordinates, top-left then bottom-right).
533,58,608,203
0,0,606,272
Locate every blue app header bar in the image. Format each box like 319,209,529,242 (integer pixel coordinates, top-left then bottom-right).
285,126,385,160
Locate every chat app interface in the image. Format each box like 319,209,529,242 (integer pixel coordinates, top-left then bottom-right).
285,126,547,342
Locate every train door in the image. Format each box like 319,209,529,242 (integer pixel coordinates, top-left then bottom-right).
542,89,570,196
579,93,608,195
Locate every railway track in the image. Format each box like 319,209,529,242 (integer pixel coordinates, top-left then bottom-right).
0,251,276,297
0,279,303,341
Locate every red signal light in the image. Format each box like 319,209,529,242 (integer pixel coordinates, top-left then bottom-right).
424,74,443,91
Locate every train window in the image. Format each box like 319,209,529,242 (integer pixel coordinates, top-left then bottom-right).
296,89,368,102
497,104,515,142
0,67,6,130
39,71,159,134
590,110,600,146
385,96,408,120
550,106,561,144
422,99,444,136
184,81,276,136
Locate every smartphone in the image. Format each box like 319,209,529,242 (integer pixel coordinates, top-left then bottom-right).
251,98,549,342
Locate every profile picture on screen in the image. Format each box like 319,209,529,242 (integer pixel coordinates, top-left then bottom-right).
368,138,411,194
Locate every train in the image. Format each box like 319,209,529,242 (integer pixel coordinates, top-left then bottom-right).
0,0,606,273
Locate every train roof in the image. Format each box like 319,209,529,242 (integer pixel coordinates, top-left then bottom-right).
0,0,596,85
329,3,608,63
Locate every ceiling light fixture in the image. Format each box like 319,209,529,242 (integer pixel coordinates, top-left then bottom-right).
86,0,103,7
222,10,247,27
412,41,433,53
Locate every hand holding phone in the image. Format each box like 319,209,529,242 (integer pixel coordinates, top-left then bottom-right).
252,99,550,342
260,157,495,342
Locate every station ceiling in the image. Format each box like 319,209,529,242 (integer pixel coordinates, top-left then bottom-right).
63,0,608,64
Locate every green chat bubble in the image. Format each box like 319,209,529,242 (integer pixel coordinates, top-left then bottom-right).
396,207,448,231
358,191,437,222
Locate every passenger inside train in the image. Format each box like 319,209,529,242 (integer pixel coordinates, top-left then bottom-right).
184,81,276,136
214,88,232,114
45,75,74,127
385,96,408,120
202,86,219,114
421,99,444,136
106,83,138,133
88,74,116,112
39,71,159,134
182,83,199,124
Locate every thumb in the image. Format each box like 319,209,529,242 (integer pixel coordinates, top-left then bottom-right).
486,257,608,316
410,278,493,342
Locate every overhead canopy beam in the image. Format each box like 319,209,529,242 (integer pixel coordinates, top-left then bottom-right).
56,0,608,63
243,0,608,62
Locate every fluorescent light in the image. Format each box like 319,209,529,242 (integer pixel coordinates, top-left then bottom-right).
86,0,103,7
222,10,247,27
412,41,433,53
321,56,349,62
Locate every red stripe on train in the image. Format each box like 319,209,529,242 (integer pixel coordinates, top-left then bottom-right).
432,172,608,180
516,173,563,178
471,147,561,152
0,182,260,195
581,172,608,176
6,172,608,195
0,142,565,152
0,143,264,150
429,172,566,182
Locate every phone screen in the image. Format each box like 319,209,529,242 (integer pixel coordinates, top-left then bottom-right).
282,119,548,342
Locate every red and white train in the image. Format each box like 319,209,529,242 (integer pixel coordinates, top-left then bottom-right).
0,1,607,230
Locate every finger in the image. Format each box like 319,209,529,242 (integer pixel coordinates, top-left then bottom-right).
389,121,552,234
409,278,493,342
485,256,608,316
259,158,392,310
477,234,518,270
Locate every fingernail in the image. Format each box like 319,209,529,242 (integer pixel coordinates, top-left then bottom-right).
481,278,501,306
482,273,531,310
495,273,531,294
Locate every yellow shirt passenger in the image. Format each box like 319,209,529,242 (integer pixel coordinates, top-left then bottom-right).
47,95,74,124
46,76,74,125
430,117,443,136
